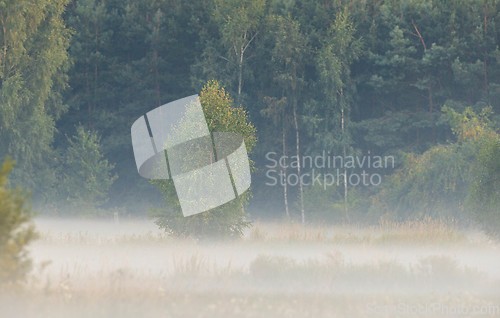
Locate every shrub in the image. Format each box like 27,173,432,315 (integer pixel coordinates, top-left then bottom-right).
0,158,37,285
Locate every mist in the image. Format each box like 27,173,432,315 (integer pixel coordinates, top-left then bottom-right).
0,215,497,318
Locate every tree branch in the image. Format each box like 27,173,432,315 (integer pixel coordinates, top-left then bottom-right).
411,19,426,51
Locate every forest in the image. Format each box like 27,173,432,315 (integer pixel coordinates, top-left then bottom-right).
0,0,498,232
1,1,500,316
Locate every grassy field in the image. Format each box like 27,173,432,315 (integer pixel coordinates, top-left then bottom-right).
1,217,499,317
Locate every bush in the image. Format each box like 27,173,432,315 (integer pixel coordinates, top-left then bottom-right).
0,158,37,285
370,106,495,223
371,144,472,220
153,80,256,239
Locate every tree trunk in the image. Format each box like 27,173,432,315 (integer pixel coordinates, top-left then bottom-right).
483,7,489,94
1,20,7,81
428,83,434,113
238,50,243,97
92,13,100,129
341,108,348,221
412,20,434,112
340,89,348,222
154,49,160,106
282,122,289,218
153,18,161,107
85,18,91,129
293,103,305,224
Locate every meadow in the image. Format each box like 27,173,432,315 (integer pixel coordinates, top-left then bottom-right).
1,217,499,318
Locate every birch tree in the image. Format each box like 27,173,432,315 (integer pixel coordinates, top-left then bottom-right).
272,15,308,223
214,0,265,100
317,8,362,220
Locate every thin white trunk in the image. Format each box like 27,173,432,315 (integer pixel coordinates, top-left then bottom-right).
293,104,305,224
238,51,243,96
341,103,348,222
282,124,290,218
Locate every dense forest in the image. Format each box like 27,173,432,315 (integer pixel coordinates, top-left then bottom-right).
0,0,498,228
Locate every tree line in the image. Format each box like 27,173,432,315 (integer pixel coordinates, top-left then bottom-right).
0,0,498,233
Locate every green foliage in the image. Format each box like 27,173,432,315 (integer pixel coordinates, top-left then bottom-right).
61,0,211,210
192,0,266,100
215,0,266,52
1,0,497,221
355,110,443,154
318,8,362,100
0,158,37,285
441,106,500,238
314,7,362,153
271,14,307,95
371,107,498,225
56,127,117,213
303,183,369,223
153,80,256,239
0,0,71,192
200,80,257,150
469,135,500,238
372,144,472,220
442,106,493,143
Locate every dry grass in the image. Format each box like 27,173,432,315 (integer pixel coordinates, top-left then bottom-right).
5,288,497,318
1,218,498,318
248,217,466,244
377,217,465,243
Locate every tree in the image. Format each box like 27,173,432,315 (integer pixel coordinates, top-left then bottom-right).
14,0,496,218
65,0,114,129
261,96,290,218
317,8,362,220
213,0,266,99
0,158,37,285
56,126,117,213
0,0,71,193
153,80,256,239
62,0,211,212
266,14,308,222
366,25,419,113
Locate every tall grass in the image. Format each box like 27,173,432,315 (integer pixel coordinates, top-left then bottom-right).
248,217,466,244
7,218,497,318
